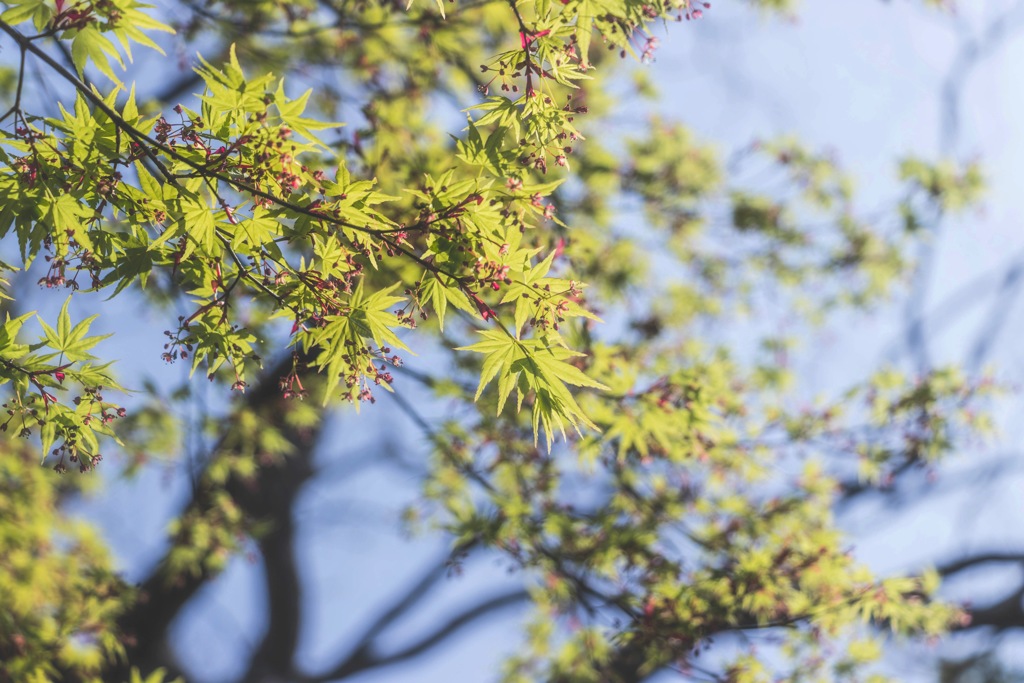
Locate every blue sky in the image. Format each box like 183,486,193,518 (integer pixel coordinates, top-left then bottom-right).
34,0,1024,680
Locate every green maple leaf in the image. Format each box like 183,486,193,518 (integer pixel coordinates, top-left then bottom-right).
36,298,111,363
458,330,607,447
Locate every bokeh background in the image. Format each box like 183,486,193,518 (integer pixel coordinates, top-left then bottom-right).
10,0,1024,680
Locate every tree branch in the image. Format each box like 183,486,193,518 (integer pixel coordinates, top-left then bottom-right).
938,552,1024,578
240,439,315,680
960,585,1024,632
108,353,322,680
302,589,530,682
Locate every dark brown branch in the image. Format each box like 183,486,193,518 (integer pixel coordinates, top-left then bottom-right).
241,443,314,679
302,589,529,682
960,585,1024,632
107,353,321,680
938,552,1024,578
926,552,1024,633
325,558,451,657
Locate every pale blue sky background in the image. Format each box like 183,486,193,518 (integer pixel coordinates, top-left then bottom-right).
29,0,1024,680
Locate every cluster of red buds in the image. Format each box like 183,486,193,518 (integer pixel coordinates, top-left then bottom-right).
52,450,103,474
474,258,512,291
75,386,126,425
681,0,710,20
153,115,175,145
12,125,44,142
37,238,102,290
279,367,308,400
0,400,36,437
640,36,660,63
94,171,122,198
52,0,97,31
13,156,39,188
399,283,432,325
162,318,195,363
478,60,520,96
37,385,127,473
337,343,403,404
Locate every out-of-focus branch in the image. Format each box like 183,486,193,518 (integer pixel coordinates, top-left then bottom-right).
938,551,1024,578
240,440,315,679
959,585,1024,632
936,551,1024,633
302,588,529,682
902,0,1024,373
330,558,452,656
966,257,1024,374
108,354,322,680
939,0,1024,152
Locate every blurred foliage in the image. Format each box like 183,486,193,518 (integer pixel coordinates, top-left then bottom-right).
0,0,996,681
0,446,127,681
941,654,1024,683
